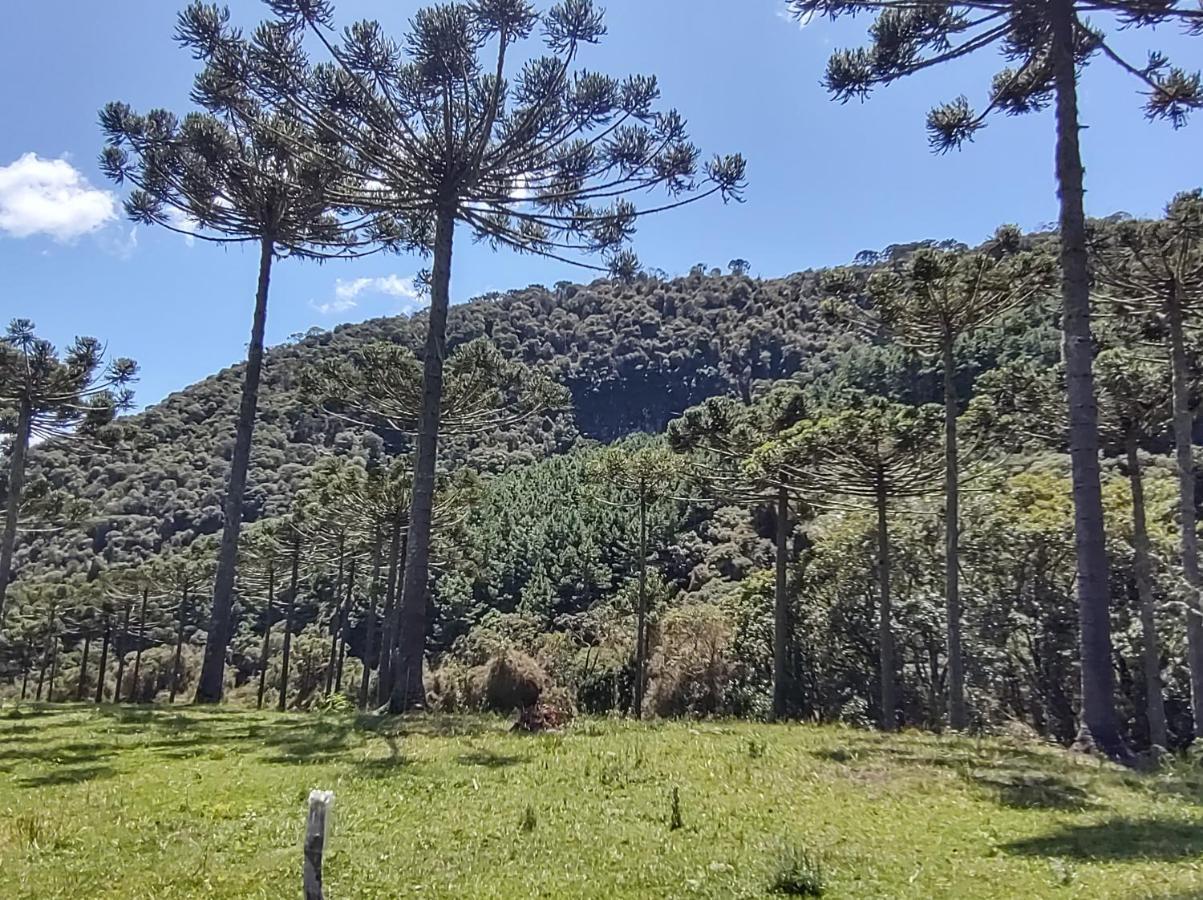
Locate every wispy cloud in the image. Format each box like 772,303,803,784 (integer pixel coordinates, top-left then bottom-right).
0,153,117,241
312,273,428,317
164,208,198,247
776,2,813,29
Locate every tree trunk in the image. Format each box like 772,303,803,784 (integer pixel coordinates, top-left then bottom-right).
325,535,345,695
77,632,91,702
377,518,404,707
95,617,111,704
196,234,275,704
170,589,188,704
0,399,33,623
129,587,149,703
278,536,300,712
1127,435,1169,748
336,558,355,693
875,480,896,731
1051,0,1125,760
634,486,649,719
359,525,383,709
257,558,276,710
20,667,29,701
46,638,58,702
390,206,456,713
1167,281,1203,737
772,486,791,721
115,600,132,703
943,340,967,729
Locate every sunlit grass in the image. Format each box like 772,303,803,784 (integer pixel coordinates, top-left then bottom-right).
1,704,1201,898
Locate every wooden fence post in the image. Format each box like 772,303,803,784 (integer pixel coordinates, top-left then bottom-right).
303,789,334,900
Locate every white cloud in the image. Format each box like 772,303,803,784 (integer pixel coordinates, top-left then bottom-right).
0,153,117,241
164,208,198,247
312,273,427,317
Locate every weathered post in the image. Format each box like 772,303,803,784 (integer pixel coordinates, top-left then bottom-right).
303,789,334,900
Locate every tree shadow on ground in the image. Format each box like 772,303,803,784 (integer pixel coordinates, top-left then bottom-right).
456,750,527,769
17,764,115,789
1005,818,1203,861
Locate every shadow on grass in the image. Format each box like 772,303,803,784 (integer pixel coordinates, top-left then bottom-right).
17,764,115,788
457,750,527,769
1005,818,1203,861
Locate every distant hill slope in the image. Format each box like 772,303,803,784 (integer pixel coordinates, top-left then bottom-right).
19,268,858,576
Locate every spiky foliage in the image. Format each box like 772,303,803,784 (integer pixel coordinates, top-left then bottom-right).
753,394,944,730
668,383,811,719
176,0,745,710
586,443,685,717
823,240,1050,728
787,0,1203,761
0,319,136,623
99,6,405,703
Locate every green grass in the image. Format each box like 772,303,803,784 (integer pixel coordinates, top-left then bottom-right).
1,705,1202,898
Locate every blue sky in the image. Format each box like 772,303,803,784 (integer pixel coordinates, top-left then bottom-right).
2,1,1201,409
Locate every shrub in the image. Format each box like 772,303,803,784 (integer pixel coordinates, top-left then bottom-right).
644,603,733,718
768,844,826,897
465,650,548,712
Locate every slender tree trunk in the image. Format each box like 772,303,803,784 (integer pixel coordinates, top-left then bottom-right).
114,600,132,702
278,535,300,713
20,666,29,701
257,559,276,710
129,587,149,703
196,234,275,704
95,617,111,703
336,558,355,693
1127,435,1169,748
391,206,456,713
1051,0,1125,760
169,589,188,704
46,638,58,702
77,632,91,702
943,340,967,729
632,487,650,719
36,602,56,701
325,535,345,695
359,525,383,709
1167,282,1203,737
377,518,404,707
875,480,896,731
772,486,791,721
0,399,32,623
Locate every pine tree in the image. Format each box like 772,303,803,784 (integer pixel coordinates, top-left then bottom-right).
183,0,746,709
787,0,1203,759
0,319,135,623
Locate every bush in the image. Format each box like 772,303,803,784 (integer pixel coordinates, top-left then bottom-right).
644,603,733,718
768,844,826,897
465,650,548,712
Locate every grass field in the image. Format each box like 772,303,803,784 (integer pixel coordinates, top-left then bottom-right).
1,705,1202,898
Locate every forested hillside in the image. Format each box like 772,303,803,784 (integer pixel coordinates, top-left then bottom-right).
13,266,853,575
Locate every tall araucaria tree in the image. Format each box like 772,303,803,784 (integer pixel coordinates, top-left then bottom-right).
586,443,684,718
668,383,811,721
1093,191,1203,737
184,0,746,708
0,319,136,623
823,240,1047,729
788,0,1203,760
754,394,945,731
99,6,399,703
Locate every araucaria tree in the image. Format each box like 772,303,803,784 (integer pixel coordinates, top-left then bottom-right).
99,7,392,702
187,0,746,708
824,241,1044,728
0,319,136,622
586,444,683,718
668,384,811,720
755,394,944,731
789,0,1203,759
1093,191,1203,737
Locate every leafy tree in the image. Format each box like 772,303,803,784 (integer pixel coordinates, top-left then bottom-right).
100,8,391,703
787,0,1203,759
0,319,135,622
1093,190,1203,737
668,384,811,719
729,259,751,276
586,444,684,717
755,394,944,730
824,242,1046,728
185,0,747,709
